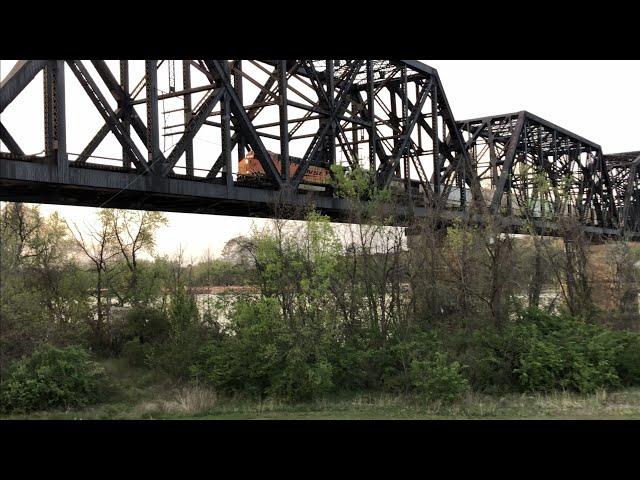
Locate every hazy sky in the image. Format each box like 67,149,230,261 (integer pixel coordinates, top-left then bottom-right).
1,60,638,259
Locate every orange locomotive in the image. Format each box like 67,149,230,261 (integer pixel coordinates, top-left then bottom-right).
238,150,331,186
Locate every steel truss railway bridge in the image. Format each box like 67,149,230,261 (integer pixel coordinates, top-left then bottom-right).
0,60,638,239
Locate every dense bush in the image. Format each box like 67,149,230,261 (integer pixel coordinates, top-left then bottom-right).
168,288,200,339
515,310,621,393
602,331,640,386
125,306,170,344
455,326,525,394
119,307,170,367
147,325,211,379
327,338,371,391
371,331,469,402
270,345,334,402
143,287,212,378
190,297,335,401
459,308,626,394
0,345,108,413
121,338,151,367
617,333,640,386
410,352,469,403
377,331,442,393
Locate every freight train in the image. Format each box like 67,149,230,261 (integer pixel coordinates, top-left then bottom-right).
237,150,331,191
237,150,556,218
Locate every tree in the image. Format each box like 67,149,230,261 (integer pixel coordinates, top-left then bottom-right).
330,164,409,344
1,203,89,369
1,202,43,268
66,212,121,351
558,217,595,319
100,209,168,306
221,236,256,267
607,241,640,329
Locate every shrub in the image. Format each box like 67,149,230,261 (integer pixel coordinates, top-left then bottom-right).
268,346,334,401
147,325,211,380
125,306,170,344
190,297,336,402
605,331,640,386
168,288,199,338
456,326,525,394
457,308,625,394
327,339,371,391
617,334,640,386
365,331,440,393
0,285,51,373
514,310,621,393
0,345,108,413
410,352,469,403
188,298,283,395
122,338,151,367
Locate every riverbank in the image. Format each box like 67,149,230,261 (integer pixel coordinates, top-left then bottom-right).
3,359,640,420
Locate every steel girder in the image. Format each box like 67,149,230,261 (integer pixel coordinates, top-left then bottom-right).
0,60,637,238
605,151,640,234
0,60,482,203
457,111,623,232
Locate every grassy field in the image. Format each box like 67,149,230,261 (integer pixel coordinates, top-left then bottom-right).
3,358,640,420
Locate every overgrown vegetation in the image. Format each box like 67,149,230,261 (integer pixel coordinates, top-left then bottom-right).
0,345,108,413
1,187,639,416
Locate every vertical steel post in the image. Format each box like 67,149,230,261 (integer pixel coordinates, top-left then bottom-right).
278,60,289,182
535,124,543,217
54,61,67,180
390,80,400,177
621,157,640,234
219,62,233,189
182,60,194,176
351,98,358,164
145,60,161,174
552,129,558,215
488,123,498,187
43,61,67,180
401,66,410,192
416,82,423,151
234,60,246,163
221,90,232,189
43,63,54,157
458,150,466,210
326,60,336,166
367,60,376,172
120,60,131,170
432,82,440,195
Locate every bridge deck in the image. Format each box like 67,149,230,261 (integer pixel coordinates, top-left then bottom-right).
0,155,629,240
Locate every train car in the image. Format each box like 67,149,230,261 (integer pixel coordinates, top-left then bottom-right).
238,150,331,190
390,179,551,218
238,153,555,219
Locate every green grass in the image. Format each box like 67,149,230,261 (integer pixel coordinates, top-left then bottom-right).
3,358,640,420
157,389,640,420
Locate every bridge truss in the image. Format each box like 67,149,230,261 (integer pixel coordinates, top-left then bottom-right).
457,112,618,228
0,60,637,239
604,151,640,234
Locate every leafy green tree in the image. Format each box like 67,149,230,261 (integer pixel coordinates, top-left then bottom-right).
1,203,90,368
100,209,168,306
66,212,120,352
